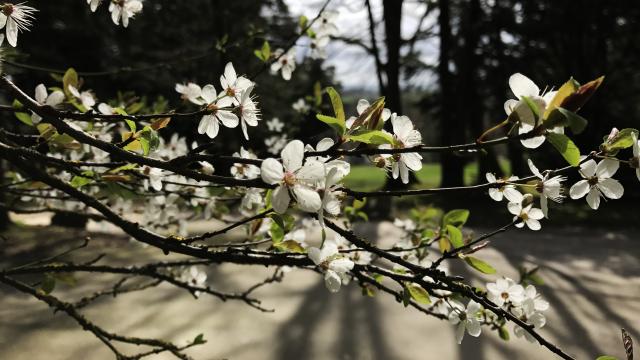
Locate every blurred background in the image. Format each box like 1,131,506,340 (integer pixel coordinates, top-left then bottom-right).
3,0,640,224
0,1,639,359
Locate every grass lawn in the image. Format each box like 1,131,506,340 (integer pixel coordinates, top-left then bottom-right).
343,158,511,191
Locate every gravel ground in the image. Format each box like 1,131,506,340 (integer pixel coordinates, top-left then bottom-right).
0,215,638,360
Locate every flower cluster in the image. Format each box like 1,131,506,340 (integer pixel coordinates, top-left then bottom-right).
308,239,354,293
487,277,550,343
87,0,143,28
176,62,260,140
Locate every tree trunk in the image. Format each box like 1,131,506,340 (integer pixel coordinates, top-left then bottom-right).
438,0,465,187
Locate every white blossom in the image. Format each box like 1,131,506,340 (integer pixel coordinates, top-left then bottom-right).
308,240,354,293
508,202,544,231
379,114,423,184
181,266,207,298
68,85,96,109
504,73,560,149
0,2,37,47
569,159,624,210
485,173,522,202
175,82,204,105
486,277,525,307
87,0,102,12
230,147,260,180
260,140,324,213
266,117,284,132
108,0,143,28
292,98,310,113
142,166,163,191
220,62,253,105
196,84,239,139
32,84,64,124
448,300,483,344
528,159,566,218
238,85,260,140
270,48,296,81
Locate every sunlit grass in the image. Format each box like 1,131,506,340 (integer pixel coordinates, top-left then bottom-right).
343,158,511,191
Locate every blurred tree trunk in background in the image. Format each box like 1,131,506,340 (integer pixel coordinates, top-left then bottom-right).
383,0,403,115
438,0,464,187
456,0,502,182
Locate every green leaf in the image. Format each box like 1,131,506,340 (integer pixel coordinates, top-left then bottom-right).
346,129,394,145
521,96,542,121
442,209,470,227
270,213,285,230
274,240,305,253
464,256,497,274
124,119,136,133
595,356,619,360
269,220,285,243
546,133,581,166
545,107,588,134
498,326,510,341
14,111,33,126
261,41,271,60
62,68,78,95
40,274,56,294
326,87,345,124
603,128,639,152
193,333,207,345
405,283,431,305
446,225,464,248
316,114,346,135
299,15,308,30
70,170,95,188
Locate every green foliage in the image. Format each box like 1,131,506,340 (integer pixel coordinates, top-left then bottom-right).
521,96,542,122
12,99,33,126
39,274,56,294
446,225,464,248
464,256,497,274
498,326,510,341
192,334,207,345
595,356,619,360
70,170,95,188
442,209,470,228
254,40,271,62
405,283,431,305
346,130,394,145
601,128,639,153
546,133,581,166
316,114,346,135
62,68,78,95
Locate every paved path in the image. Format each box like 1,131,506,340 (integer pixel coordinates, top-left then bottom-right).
0,216,638,360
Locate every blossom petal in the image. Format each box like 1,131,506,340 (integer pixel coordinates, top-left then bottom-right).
586,187,601,210
297,161,325,183
201,84,217,104
281,140,304,172
569,180,590,199
527,159,543,179
598,178,623,199
596,158,619,178
260,158,284,185
324,270,342,293
35,84,47,104
401,152,423,171
579,159,597,178
292,185,322,212
466,320,482,337
271,185,291,213
509,73,539,99
526,218,541,231
392,115,414,140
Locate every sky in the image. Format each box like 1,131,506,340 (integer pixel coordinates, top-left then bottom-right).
284,0,439,91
